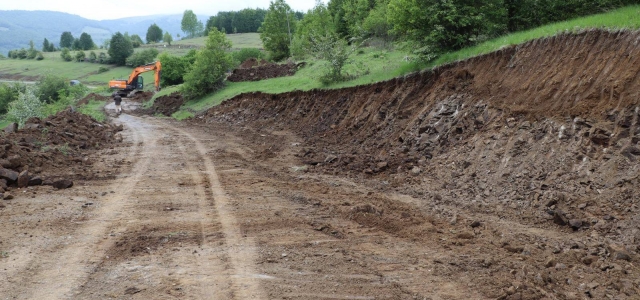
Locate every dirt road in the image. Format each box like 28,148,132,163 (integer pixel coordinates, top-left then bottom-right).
3,30,640,300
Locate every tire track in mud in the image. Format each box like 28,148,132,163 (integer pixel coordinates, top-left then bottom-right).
155,119,265,300
19,116,153,300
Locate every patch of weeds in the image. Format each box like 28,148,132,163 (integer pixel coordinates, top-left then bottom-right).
58,143,70,155
1,251,8,258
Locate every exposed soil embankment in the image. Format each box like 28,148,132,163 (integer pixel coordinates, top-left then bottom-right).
202,30,640,299
151,92,184,116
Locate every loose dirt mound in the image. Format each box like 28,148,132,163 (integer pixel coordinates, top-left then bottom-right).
227,61,305,82
239,57,268,69
201,30,640,299
77,93,109,106
130,91,154,102
151,92,184,116
0,110,122,188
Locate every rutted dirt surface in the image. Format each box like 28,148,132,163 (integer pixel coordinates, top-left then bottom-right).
228,61,305,82
1,29,640,300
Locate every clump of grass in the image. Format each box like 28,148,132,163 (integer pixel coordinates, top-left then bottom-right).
77,100,106,122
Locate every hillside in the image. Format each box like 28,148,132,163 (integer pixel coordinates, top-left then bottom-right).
0,10,208,56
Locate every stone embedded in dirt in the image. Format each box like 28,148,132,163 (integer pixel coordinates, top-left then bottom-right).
411,167,422,175
590,134,610,146
581,256,596,265
0,168,19,182
7,155,22,169
456,231,475,239
17,170,28,188
470,220,482,228
608,244,632,261
3,193,14,200
52,179,73,189
545,257,557,268
568,219,583,230
553,211,568,226
504,244,525,254
28,176,42,186
0,178,7,190
4,123,17,133
376,161,388,171
325,155,337,163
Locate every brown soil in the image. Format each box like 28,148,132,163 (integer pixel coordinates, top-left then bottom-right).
150,92,185,116
2,30,640,300
227,61,305,82
130,91,154,102
77,93,109,106
0,109,122,186
239,57,269,69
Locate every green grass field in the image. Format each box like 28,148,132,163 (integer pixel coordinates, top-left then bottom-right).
175,32,263,49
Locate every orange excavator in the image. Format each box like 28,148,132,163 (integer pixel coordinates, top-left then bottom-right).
109,61,161,97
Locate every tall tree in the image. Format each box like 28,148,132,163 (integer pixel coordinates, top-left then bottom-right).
181,10,199,38
42,38,50,52
108,32,134,65
260,0,296,61
79,32,95,50
163,32,173,45
60,31,74,49
130,34,144,47
146,23,163,43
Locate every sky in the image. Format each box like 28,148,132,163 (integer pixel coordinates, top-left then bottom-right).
3,0,325,20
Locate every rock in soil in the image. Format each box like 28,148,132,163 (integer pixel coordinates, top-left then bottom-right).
52,179,73,189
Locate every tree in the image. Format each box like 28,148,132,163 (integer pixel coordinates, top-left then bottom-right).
108,32,134,65
182,28,233,99
42,38,51,52
163,32,173,45
291,1,335,59
72,38,82,50
157,50,196,86
126,48,159,67
79,33,95,50
88,51,97,62
388,0,506,61
60,32,74,49
260,0,297,61
146,23,163,43
181,10,199,38
130,34,144,48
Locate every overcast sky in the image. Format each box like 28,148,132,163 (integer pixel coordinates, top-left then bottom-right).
3,0,325,20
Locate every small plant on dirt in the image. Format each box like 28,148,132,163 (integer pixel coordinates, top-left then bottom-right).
5,87,44,127
1,251,8,258
57,143,70,155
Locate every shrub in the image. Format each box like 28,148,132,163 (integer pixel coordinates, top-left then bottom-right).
310,34,359,84
126,48,159,67
232,48,265,66
98,52,107,63
27,49,38,59
5,88,44,127
88,51,97,62
36,73,68,103
75,50,86,62
0,82,26,114
60,48,73,61
98,66,109,73
182,28,233,99
17,48,28,59
36,52,44,60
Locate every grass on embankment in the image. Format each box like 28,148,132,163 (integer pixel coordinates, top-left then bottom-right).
429,5,640,67
169,4,640,117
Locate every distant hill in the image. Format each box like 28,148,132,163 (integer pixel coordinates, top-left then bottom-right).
0,10,208,55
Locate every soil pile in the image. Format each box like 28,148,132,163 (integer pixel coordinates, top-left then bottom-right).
77,93,109,106
0,110,123,191
239,58,268,69
151,92,184,116
202,30,640,298
130,91,154,102
227,61,305,82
